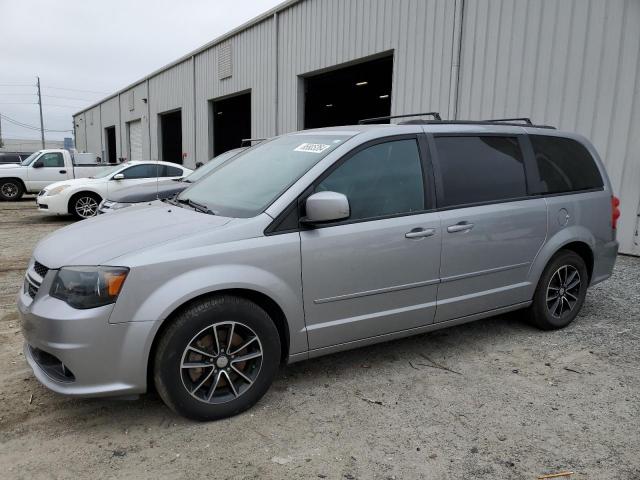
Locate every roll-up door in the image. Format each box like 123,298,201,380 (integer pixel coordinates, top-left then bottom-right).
128,120,143,161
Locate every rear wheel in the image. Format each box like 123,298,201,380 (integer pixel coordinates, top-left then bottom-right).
70,192,101,219
0,179,24,201
529,250,588,330
153,295,281,421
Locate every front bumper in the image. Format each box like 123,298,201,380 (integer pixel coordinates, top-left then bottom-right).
18,272,155,397
36,193,68,216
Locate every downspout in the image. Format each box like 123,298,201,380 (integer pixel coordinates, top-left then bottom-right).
273,12,279,136
448,0,464,120
146,78,151,160
117,93,122,160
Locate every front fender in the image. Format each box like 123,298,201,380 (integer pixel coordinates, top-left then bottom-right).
110,263,307,358
527,224,596,289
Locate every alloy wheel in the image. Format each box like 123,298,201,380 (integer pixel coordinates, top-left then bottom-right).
546,265,581,319
75,196,99,218
180,321,263,405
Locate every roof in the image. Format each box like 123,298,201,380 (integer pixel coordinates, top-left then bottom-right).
73,0,301,116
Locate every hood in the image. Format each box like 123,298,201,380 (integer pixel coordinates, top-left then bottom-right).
108,180,186,203
44,177,104,191
33,202,232,268
0,164,25,171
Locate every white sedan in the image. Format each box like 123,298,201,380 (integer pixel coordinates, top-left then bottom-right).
37,161,192,219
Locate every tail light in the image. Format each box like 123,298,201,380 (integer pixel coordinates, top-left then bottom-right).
611,195,620,229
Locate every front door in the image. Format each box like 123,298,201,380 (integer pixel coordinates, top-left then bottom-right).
431,134,547,322
28,152,71,191
107,164,167,195
300,136,441,350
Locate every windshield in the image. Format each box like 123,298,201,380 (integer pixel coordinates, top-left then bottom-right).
20,152,40,166
185,148,246,183
92,164,124,178
178,133,352,217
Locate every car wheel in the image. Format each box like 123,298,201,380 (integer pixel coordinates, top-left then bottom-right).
70,193,101,219
153,295,281,421
529,250,588,330
0,179,24,201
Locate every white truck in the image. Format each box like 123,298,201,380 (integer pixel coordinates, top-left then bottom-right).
0,149,109,200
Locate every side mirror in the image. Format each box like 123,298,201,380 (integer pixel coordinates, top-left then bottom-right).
112,173,125,180
32,160,44,169
302,191,350,225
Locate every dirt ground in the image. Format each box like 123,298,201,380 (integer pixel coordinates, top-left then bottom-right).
0,198,638,480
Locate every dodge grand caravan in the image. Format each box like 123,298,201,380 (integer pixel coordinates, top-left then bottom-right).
19,116,619,420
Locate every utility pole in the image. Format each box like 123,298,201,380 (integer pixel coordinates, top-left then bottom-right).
37,76,45,149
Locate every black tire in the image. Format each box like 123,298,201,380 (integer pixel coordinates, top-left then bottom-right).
69,192,101,219
153,295,281,421
529,250,589,330
0,179,24,201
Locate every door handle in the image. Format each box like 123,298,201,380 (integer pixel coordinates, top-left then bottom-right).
59,170,67,174
447,222,474,233
405,227,436,239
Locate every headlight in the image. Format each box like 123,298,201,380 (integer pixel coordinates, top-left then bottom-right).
47,185,70,196
50,266,129,309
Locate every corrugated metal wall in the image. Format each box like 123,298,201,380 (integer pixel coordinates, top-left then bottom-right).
457,0,640,254
72,0,639,253
277,0,456,132
149,60,195,166
84,106,102,155
194,18,277,162
119,82,150,161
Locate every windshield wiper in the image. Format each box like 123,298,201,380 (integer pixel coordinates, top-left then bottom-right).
162,196,179,206
177,198,214,215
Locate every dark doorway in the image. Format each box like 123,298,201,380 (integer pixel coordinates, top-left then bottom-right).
212,92,251,156
105,126,116,164
160,109,183,164
304,55,393,128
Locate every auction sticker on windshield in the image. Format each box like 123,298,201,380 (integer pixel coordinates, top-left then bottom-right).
294,143,332,153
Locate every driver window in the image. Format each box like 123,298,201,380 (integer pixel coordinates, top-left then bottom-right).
315,139,425,221
40,153,64,168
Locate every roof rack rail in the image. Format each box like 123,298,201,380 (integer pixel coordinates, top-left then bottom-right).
240,138,266,147
358,112,442,124
484,117,533,125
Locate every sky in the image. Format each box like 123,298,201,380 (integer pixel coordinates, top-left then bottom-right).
0,0,283,142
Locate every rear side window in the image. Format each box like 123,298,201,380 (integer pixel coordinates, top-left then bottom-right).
434,136,526,207
315,139,425,221
530,135,603,194
121,164,160,179
160,165,184,177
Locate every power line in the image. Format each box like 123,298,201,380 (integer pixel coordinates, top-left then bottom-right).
0,113,72,132
44,86,109,95
42,94,96,102
0,83,34,87
0,102,37,105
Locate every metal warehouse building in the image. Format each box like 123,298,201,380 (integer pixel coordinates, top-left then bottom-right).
73,0,640,255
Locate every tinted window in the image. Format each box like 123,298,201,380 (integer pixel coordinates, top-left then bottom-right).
0,153,21,163
161,165,183,177
435,136,526,206
530,135,603,194
40,152,64,168
315,139,425,221
121,164,160,179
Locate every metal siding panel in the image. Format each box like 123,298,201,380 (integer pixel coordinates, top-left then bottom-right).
277,0,455,132
119,82,150,160
99,97,120,159
457,0,640,253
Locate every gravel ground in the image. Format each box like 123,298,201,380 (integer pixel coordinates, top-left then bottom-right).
0,199,638,480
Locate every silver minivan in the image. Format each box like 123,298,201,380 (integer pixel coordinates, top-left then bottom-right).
19,117,619,420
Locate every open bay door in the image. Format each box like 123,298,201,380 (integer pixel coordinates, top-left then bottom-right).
128,120,143,161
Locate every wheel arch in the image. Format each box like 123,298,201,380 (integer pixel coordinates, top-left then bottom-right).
529,226,596,289
67,189,103,214
146,288,291,391
0,176,26,191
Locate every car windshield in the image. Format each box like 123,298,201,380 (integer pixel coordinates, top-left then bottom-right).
185,148,246,183
20,152,40,166
91,164,124,178
177,133,352,217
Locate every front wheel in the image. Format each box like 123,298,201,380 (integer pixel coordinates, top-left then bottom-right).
70,193,101,219
529,250,589,330
153,295,281,421
0,179,24,201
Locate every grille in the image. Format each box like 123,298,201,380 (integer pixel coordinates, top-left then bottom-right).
28,345,76,382
33,261,49,278
26,278,39,299
38,190,46,197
